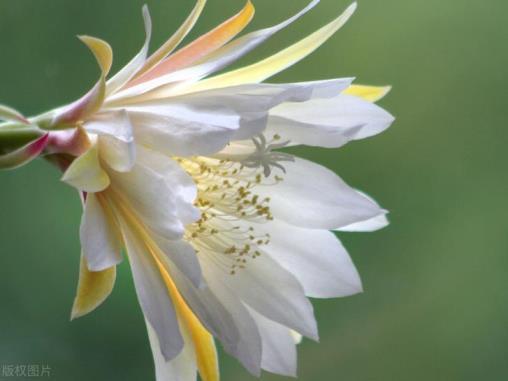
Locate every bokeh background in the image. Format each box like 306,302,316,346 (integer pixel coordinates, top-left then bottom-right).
0,0,506,380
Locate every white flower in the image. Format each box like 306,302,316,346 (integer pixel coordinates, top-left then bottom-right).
31,1,396,380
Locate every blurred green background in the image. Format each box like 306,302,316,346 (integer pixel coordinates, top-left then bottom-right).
0,0,506,380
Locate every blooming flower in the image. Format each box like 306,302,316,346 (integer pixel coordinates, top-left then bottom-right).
0,1,394,380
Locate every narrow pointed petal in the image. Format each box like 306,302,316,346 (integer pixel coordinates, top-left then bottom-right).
0,133,48,170
188,2,357,92
52,36,112,126
123,0,320,100
343,84,392,102
134,0,208,79
61,143,110,192
78,35,113,74
131,1,255,86
71,256,116,320
106,5,152,95
0,104,30,124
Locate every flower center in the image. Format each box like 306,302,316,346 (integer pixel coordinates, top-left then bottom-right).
178,156,283,275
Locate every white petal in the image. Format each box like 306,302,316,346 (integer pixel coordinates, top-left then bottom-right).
85,110,136,172
108,148,195,240
248,307,298,377
146,319,197,381
199,244,318,340
268,94,395,148
176,80,353,140
120,219,184,361
128,109,237,157
133,146,199,225
255,157,385,229
80,194,122,271
256,219,362,298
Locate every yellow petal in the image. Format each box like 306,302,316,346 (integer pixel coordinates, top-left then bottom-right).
71,255,116,320
189,2,356,93
61,143,110,192
343,85,392,102
133,0,208,80
131,0,255,86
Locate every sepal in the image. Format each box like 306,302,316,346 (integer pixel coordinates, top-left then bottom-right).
0,104,30,124
0,133,49,170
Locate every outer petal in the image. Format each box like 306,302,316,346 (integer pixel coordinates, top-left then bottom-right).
130,1,255,86
256,219,363,298
106,5,152,95
125,0,320,99
255,157,385,230
61,143,110,192
71,256,116,320
52,36,112,126
80,193,123,271
0,104,30,124
135,0,207,79
268,94,395,148
187,2,357,92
